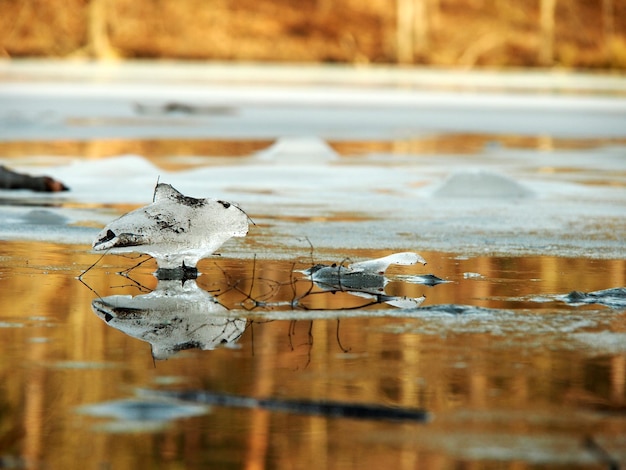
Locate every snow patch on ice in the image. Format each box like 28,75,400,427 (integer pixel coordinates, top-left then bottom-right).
431,170,534,199
254,136,338,163
1,138,625,259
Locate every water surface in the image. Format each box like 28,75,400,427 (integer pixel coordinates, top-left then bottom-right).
1,239,625,469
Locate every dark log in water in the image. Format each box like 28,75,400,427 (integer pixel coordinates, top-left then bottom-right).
0,165,68,192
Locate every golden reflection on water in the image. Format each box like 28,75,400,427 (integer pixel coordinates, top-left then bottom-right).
332,134,626,156
0,139,273,171
1,240,625,468
1,134,625,170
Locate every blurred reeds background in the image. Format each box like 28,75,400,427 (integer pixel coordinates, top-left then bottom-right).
1,0,624,69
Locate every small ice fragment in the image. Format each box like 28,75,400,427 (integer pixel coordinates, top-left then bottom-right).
302,252,427,286
348,252,427,274
302,252,427,280
92,183,249,269
298,252,429,308
463,272,484,279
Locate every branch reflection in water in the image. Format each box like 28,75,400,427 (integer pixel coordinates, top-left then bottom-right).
86,252,447,360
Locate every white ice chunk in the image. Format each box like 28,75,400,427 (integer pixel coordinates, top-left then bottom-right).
255,136,338,163
92,183,249,268
348,252,427,274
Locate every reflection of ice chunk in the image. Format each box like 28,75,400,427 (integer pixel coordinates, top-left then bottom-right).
77,398,208,432
92,183,249,269
255,136,338,163
77,398,208,421
397,274,450,286
432,170,534,198
378,295,426,309
417,304,497,315
91,280,246,360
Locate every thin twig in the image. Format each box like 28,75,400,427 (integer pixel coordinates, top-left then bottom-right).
153,175,161,202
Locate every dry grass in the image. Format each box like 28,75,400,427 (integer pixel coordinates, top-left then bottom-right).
1,0,625,69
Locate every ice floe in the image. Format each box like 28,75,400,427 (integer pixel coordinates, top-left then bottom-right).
303,252,427,279
296,252,430,309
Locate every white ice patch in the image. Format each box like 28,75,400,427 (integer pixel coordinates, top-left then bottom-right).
92,183,249,268
431,170,534,199
255,136,338,163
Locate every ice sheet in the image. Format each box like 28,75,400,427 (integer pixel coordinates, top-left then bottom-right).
1,145,624,260
0,62,624,260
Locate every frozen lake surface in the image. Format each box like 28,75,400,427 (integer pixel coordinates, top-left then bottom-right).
1,61,625,259
0,61,625,469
